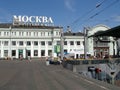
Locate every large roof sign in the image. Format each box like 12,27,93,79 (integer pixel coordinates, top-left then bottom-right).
13,15,54,26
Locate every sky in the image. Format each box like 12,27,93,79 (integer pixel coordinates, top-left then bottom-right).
0,0,120,32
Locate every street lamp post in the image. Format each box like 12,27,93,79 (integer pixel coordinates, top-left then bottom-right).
84,27,88,59
51,28,54,60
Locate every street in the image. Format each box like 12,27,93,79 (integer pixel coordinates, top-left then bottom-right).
0,60,120,90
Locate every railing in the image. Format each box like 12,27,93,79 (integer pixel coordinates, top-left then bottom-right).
63,59,120,65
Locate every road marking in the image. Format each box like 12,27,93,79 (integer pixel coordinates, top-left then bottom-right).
83,78,110,90
84,79,94,84
74,75,110,90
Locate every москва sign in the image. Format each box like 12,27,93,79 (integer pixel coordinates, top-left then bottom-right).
13,15,54,26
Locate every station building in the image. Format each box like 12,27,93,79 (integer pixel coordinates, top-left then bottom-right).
0,23,84,59
87,25,117,58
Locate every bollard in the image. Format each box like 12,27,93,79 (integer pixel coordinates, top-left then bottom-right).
46,61,50,66
73,65,77,72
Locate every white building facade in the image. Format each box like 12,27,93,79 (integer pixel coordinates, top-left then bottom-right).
87,25,117,58
0,23,84,59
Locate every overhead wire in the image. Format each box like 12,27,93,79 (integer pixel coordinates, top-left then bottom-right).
79,0,120,30
69,0,120,32
69,0,107,28
88,0,119,20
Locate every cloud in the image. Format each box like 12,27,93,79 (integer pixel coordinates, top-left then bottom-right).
64,0,76,12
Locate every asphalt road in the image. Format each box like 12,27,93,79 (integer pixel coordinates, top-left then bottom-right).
0,60,120,90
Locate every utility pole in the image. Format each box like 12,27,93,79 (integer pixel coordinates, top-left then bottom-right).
84,27,88,59
60,28,64,60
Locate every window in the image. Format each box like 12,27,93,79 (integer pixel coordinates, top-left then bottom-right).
48,41,52,46
4,32,6,36
48,50,52,56
41,41,45,46
7,32,9,36
29,32,31,36
12,41,16,46
19,41,23,46
56,32,58,35
77,41,80,45
27,41,31,46
70,41,74,45
26,50,31,56
83,41,85,45
19,32,22,36
41,50,45,56
57,41,60,45
26,32,28,36
4,41,8,46
14,32,16,36
48,32,50,36
12,50,16,56
64,49,67,54
34,32,36,36
64,41,67,45
4,50,8,57
34,41,38,46
34,50,38,56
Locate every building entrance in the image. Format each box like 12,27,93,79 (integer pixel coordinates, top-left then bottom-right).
18,49,23,59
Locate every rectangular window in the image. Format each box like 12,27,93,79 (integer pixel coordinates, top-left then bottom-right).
12,41,16,46
41,41,45,46
41,50,45,56
70,41,74,45
27,41,31,46
26,50,31,56
34,50,38,56
4,41,8,46
83,41,85,45
4,32,6,36
12,50,16,56
34,41,38,46
64,49,68,54
48,41,52,46
19,41,23,46
48,50,52,56
77,41,80,45
29,32,31,36
4,50,8,57
57,41,60,45
64,41,67,45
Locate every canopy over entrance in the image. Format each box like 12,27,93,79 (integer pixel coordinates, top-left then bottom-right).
89,25,120,38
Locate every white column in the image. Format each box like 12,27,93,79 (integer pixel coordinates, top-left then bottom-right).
45,41,48,56
16,49,18,58
16,41,19,58
68,41,70,52
74,41,77,50
23,41,26,58
31,41,34,58
38,41,41,57
53,40,57,58
1,41,4,58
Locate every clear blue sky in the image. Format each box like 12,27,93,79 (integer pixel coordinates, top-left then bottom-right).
0,0,120,32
